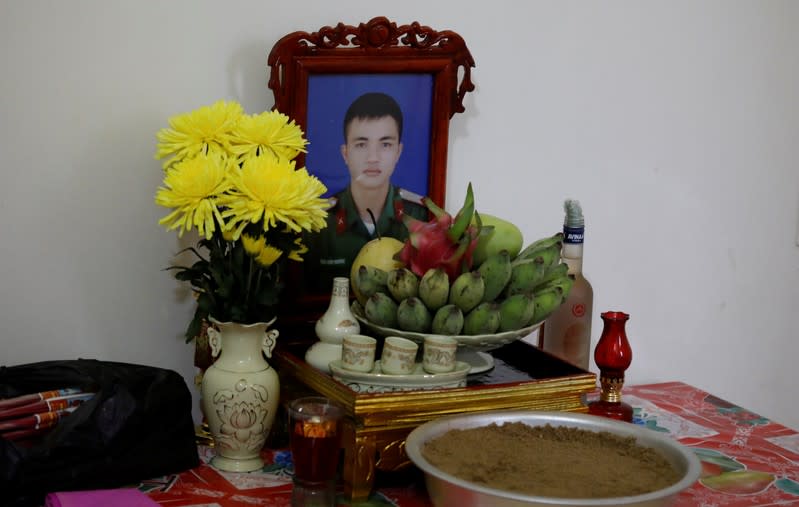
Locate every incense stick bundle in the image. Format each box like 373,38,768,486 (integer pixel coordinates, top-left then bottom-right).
0,407,77,436
0,387,84,411
1,425,53,442
0,393,95,421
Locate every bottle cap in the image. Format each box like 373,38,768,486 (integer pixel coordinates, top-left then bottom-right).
563,199,584,228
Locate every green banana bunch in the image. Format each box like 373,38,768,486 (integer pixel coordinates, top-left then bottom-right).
387,267,419,302
531,263,569,293
418,268,450,311
352,265,388,306
448,271,485,313
498,293,536,332
517,242,562,268
396,296,432,333
431,304,464,335
364,292,399,328
530,286,565,325
504,257,546,297
463,302,501,335
477,250,512,302
536,273,575,299
516,232,563,259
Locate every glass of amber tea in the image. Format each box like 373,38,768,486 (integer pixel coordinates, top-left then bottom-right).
288,396,343,507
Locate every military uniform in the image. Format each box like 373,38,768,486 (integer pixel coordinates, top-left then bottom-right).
304,185,428,291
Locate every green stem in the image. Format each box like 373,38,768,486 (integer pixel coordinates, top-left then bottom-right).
253,266,263,307
245,254,255,309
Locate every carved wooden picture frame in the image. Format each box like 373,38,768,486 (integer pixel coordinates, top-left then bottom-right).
268,16,475,319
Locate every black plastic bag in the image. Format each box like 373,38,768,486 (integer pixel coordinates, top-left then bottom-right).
0,359,200,507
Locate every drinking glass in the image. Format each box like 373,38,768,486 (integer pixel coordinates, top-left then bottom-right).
288,396,343,507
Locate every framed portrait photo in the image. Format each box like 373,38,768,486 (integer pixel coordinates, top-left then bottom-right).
305,74,433,198
268,16,475,317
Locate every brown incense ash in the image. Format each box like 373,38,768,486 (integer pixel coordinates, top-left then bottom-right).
421,422,681,498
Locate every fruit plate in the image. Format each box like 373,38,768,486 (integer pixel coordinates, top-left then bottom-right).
350,301,543,352
329,359,470,394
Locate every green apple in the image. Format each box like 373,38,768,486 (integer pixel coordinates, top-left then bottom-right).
473,213,524,266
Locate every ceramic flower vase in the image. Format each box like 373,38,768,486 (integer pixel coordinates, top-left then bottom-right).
201,317,280,472
305,277,360,372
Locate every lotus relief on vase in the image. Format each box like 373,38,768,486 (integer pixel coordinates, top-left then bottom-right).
212,381,272,452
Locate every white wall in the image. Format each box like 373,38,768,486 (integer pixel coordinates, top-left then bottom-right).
2,1,797,429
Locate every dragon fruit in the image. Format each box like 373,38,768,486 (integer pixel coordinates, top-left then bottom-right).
396,183,487,282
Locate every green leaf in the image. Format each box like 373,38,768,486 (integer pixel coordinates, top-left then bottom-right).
165,228,296,330
233,242,245,267
256,285,280,306
209,265,227,291
175,246,209,262
230,304,247,323
174,269,202,282
191,259,209,271
185,311,205,343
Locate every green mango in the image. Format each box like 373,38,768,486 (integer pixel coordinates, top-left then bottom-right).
472,213,524,266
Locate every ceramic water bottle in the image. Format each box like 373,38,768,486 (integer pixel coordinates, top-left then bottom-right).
305,277,360,372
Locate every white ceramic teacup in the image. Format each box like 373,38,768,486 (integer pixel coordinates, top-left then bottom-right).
380,336,419,375
340,334,377,372
422,335,458,374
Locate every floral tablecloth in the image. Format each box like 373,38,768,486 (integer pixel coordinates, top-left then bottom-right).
141,381,799,506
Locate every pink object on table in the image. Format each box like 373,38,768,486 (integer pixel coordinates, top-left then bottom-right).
44,488,158,507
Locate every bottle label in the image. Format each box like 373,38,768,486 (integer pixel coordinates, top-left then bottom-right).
572,303,586,317
563,225,584,245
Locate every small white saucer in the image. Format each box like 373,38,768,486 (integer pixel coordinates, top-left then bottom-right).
329,360,470,394
304,341,342,373
456,350,495,374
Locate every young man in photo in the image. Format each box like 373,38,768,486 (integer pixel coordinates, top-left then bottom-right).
306,92,428,290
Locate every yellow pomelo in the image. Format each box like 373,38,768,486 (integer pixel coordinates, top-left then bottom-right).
350,237,405,302
473,213,524,266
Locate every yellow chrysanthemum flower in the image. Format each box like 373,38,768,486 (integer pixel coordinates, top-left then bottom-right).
221,228,237,242
155,100,329,336
256,245,283,267
240,234,264,256
220,157,329,240
156,100,244,169
155,152,235,239
288,237,308,262
239,234,283,267
229,110,308,164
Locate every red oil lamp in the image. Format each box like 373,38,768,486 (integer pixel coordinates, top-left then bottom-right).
588,311,634,422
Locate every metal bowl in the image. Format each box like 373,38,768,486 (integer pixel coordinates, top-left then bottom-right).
405,410,701,507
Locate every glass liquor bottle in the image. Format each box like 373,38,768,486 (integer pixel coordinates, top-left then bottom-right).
588,311,634,422
542,199,593,370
